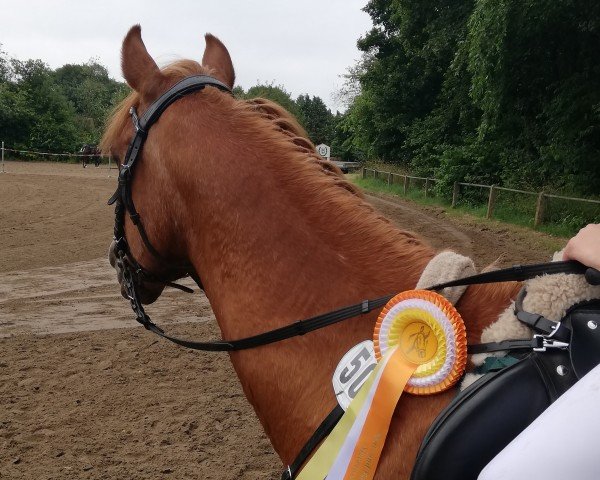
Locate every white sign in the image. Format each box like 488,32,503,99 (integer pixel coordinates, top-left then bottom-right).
332,340,377,411
316,143,331,159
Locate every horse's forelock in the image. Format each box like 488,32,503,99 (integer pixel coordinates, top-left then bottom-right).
161,59,208,80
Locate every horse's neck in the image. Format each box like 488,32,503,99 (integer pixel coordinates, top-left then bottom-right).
178,146,434,459
178,131,516,465
183,142,436,334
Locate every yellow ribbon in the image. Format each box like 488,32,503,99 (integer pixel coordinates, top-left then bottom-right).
297,347,416,480
296,352,383,480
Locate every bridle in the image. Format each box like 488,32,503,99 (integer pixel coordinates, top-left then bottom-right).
108,74,232,263
107,75,232,332
106,73,600,479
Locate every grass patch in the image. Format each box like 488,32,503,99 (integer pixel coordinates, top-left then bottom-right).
352,172,597,239
355,176,445,208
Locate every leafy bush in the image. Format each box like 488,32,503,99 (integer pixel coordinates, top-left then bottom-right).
347,0,600,198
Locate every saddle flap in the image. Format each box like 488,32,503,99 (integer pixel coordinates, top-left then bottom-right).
411,351,575,480
569,300,600,379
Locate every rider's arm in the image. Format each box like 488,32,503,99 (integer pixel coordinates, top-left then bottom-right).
563,224,600,270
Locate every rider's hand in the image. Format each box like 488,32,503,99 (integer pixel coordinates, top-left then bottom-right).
563,224,600,271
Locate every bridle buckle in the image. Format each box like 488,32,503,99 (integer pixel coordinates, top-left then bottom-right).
129,106,142,132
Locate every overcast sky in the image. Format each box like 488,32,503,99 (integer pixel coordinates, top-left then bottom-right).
1,0,373,112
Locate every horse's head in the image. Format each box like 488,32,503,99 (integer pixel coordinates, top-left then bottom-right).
103,25,235,303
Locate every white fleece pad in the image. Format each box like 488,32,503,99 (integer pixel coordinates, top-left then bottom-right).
464,251,600,389
416,251,476,305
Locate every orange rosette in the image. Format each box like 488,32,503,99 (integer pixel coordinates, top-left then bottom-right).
373,290,467,395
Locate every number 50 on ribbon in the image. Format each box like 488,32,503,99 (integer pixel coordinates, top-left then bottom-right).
333,340,378,411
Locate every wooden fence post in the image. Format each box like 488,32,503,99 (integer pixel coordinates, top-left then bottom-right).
424,178,429,198
452,182,460,207
486,185,497,219
403,176,410,195
534,192,546,227
387,172,392,186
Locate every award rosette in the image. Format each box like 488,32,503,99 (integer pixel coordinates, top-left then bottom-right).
297,290,467,480
374,289,467,395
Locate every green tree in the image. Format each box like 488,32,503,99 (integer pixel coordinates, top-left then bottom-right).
0,48,34,147
330,111,365,161
333,53,374,111
296,94,334,145
10,58,78,151
0,83,34,147
0,46,11,82
0,51,128,155
466,0,600,193
354,0,474,164
346,0,600,195
240,83,304,122
54,60,125,144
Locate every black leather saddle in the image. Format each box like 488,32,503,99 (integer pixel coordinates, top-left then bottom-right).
411,300,600,480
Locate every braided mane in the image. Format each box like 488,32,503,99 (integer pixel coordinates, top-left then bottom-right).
242,98,363,197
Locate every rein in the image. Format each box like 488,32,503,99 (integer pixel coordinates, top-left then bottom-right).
120,257,594,353
108,73,600,480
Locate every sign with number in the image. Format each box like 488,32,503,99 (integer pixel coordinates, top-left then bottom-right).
316,143,331,159
332,340,377,410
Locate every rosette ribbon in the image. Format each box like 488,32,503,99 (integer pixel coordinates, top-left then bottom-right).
297,290,467,480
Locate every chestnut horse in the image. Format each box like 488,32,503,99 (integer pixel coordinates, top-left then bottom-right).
102,26,520,478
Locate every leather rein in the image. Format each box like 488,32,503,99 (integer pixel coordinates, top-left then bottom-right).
108,73,600,479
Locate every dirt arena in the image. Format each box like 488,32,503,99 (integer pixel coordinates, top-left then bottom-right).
0,161,566,479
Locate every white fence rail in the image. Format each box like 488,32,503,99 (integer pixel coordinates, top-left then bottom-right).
0,143,117,173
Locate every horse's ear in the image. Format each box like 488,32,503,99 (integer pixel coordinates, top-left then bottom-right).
121,25,162,95
202,34,235,89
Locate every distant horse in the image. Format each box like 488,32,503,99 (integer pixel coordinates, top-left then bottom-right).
80,144,101,167
101,26,520,478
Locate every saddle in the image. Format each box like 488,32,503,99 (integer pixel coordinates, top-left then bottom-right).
411,299,600,480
